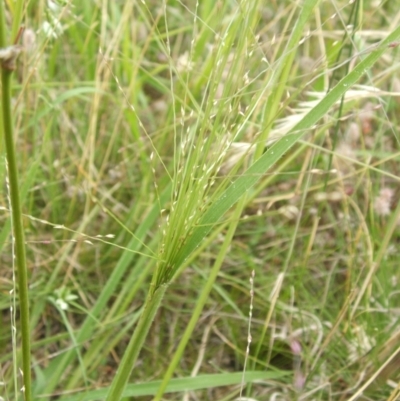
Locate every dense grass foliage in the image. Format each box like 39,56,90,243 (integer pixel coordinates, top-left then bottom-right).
1,0,400,400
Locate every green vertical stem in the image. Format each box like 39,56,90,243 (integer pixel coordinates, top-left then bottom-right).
105,284,168,401
2,69,32,401
0,1,32,400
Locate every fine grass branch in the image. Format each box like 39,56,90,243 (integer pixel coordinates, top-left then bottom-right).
103,23,400,401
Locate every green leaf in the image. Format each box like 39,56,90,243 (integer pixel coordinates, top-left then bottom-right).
58,370,287,401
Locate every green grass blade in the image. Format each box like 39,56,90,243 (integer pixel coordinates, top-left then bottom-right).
57,371,287,401
105,284,168,401
257,0,318,158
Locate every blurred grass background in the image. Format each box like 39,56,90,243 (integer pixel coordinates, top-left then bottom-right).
1,0,400,400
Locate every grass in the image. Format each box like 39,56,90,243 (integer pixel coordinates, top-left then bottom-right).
1,0,400,400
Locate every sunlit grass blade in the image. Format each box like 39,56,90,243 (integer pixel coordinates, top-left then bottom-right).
257,0,318,158
59,371,287,401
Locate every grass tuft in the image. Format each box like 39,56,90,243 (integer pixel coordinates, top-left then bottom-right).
1,1,400,400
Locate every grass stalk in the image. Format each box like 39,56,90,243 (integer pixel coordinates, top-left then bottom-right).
0,1,32,400
3,72,32,401
105,283,168,401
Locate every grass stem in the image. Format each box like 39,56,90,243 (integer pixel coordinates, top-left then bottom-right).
0,1,32,400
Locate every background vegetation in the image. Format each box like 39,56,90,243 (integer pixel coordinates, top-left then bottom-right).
1,0,400,400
